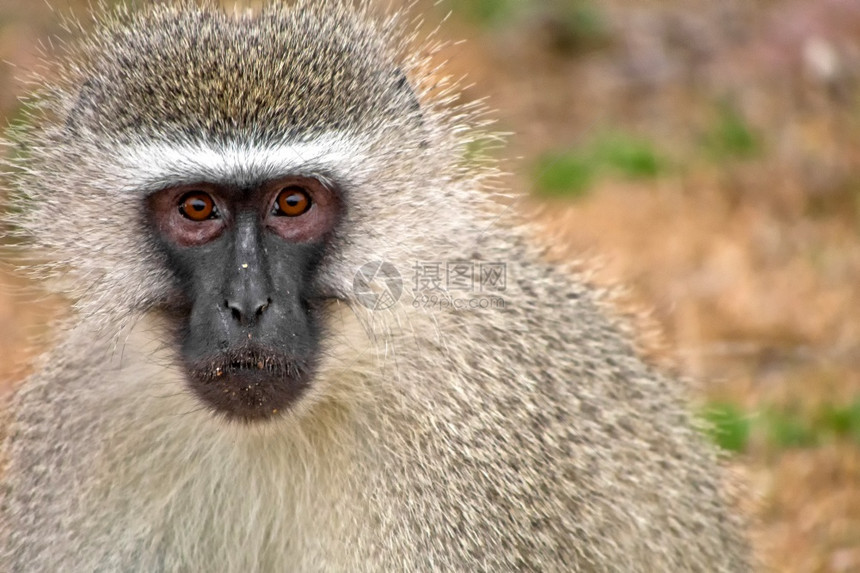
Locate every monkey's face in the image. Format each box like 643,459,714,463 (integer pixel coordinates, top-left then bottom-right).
146,176,342,421
7,3,492,423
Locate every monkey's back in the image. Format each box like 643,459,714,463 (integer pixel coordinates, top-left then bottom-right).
361,246,751,571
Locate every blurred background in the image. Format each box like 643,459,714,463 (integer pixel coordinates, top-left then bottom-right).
1,0,859,570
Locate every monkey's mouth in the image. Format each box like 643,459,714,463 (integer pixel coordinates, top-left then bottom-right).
186,348,312,422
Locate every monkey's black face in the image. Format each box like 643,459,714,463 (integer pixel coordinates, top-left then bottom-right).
146,176,341,422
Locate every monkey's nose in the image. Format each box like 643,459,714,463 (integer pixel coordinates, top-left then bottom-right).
225,297,271,326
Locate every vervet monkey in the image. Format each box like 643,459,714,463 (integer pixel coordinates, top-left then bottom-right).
0,1,750,571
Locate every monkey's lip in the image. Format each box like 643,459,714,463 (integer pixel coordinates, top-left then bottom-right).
185,348,311,422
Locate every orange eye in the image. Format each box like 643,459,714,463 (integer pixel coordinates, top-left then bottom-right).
274,187,311,217
178,192,216,221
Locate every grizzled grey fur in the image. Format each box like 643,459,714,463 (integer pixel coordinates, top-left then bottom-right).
0,1,750,571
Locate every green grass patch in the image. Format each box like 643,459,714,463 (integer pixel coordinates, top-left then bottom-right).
442,0,518,28
763,409,819,449
814,400,860,441
534,152,595,198
700,399,860,454
701,103,761,160
702,403,751,453
594,134,663,178
534,132,666,198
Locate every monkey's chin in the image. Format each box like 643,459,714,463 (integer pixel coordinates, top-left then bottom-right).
186,350,312,422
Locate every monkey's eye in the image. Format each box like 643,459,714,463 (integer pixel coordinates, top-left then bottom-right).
274,187,311,217
178,192,217,221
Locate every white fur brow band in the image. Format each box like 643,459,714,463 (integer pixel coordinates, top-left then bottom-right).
114,135,364,191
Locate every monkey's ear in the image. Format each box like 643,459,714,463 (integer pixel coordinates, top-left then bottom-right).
391,68,424,125
65,78,104,135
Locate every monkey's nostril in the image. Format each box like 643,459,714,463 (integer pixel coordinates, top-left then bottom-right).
256,298,272,318
225,297,270,324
